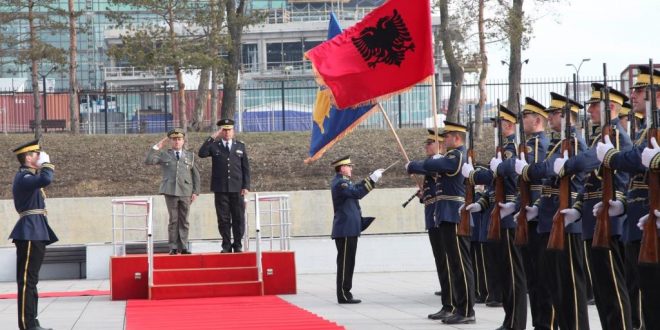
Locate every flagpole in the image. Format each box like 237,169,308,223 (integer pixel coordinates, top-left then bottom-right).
377,103,423,188
430,74,441,155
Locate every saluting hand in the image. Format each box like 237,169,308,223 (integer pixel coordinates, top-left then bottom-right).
155,137,168,150
211,128,223,140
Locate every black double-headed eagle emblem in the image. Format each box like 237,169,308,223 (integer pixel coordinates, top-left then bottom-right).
351,9,415,68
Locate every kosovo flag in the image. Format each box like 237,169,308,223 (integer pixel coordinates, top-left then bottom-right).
305,14,378,164
305,0,434,109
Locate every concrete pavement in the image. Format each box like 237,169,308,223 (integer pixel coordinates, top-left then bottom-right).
0,271,604,330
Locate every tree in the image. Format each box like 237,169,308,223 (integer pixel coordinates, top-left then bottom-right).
0,0,67,138
108,0,209,132
475,0,487,139
68,0,80,134
505,0,524,111
438,0,463,123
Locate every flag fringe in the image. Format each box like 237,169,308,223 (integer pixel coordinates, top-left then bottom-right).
303,104,379,164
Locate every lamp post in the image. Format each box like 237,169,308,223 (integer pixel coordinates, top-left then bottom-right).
39,65,58,134
565,58,590,102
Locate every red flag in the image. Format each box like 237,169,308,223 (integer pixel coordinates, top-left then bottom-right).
305,0,434,109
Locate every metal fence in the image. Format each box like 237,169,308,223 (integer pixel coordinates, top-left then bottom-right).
0,75,623,134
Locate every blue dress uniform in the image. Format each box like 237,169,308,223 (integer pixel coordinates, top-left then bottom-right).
603,124,648,330
472,181,504,307
10,140,58,330
329,156,376,304
503,114,551,330
603,64,660,330
523,94,589,330
562,85,633,330
484,109,528,330
470,190,489,303
407,131,455,317
422,121,475,324
198,119,250,253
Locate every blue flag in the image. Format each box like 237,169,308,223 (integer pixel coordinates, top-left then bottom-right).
305,14,377,163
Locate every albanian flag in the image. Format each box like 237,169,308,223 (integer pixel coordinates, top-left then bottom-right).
305,0,434,109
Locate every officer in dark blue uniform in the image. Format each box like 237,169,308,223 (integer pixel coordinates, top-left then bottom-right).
330,156,383,304
516,93,588,330
418,121,475,324
10,140,58,330
598,65,660,330
509,97,551,330
556,83,633,329
407,130,455,319
469,187,489,304
198,119,250,253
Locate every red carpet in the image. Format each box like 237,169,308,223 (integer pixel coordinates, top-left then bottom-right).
126,295,344,330
0,289,109,299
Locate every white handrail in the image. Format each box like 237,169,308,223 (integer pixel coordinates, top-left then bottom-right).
254,193,263,282
110,197,154,286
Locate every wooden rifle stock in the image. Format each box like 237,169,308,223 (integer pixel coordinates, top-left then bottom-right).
639,127,660,263
488,146,504,241
548,139,572,250
458,148,475,236
593,125,614,248
515,143,530,245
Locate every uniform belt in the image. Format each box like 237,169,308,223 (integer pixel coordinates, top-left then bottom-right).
584,191,602,200
531,185,543,192
542,187,560,195
18,209,47,217
505,195,516,202
437,195,465,203
423,196,438,206
630,183,648,190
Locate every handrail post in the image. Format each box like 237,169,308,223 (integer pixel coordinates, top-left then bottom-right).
254,193,263,282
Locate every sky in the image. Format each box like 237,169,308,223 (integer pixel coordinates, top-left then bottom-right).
484,0,660,81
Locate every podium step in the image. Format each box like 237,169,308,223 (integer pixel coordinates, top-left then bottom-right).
153,267,259,285
150,281,264,300
153,252,257,269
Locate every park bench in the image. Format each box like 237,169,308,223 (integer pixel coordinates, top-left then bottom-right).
29,119,67,131
43,245,86,279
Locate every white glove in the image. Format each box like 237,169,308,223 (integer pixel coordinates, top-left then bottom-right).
369,169,384,183
461,158,475,178
499,202,517,218
553,150,569,176
36,152,50,167
637,209,660,230
432,154,443,160
489,152,502,173
641,137,660,168
525,205,539,221
560,208,581,227
514,154,528,175
596,135,614,162
465,202,482,213
593,200,625,217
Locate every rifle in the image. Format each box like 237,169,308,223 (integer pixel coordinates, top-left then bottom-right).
548,87,573,250
593,63,615,248
515,95,530,245
628,103,636,138
487,100,504,241
640,58,660,264
458,104,475,237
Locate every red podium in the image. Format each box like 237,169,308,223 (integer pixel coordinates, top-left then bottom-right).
110,251,296,300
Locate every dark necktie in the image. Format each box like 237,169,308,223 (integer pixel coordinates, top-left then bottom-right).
224,142,229,151
175,151,180,160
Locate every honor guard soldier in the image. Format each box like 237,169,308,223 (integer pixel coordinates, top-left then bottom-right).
598,65,660,329
556,83,633,329
515,93,589,330
510,97,552,330
417,121,476,324
146,128,201,255
461,165,503,308
198,119,250,253
475,105,528,330
330,156,383,304
469,185,490,305
407,130,455,320
10,140,58,330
